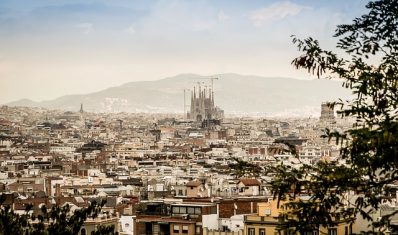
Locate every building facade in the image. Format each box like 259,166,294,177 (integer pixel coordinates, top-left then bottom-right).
188,85,223,121
244,199,354,235
320,102,335,122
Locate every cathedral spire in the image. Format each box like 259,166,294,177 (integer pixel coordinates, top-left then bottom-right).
212,88,215,107
209,88,213,111
188,82,223,121
190,90,194,114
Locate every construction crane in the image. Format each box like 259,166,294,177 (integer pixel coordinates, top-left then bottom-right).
208,76,219,92
194,76,219,102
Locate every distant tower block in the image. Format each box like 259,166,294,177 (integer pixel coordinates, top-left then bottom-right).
320,102,335,121
79,103,84,113
117,119,123,130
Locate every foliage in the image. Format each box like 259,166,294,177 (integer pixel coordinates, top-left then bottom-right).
270,0,398,233
0,195,116,235
91,225,118,235
229,157,263,179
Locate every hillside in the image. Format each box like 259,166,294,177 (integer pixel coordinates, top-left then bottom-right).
7,74,351,116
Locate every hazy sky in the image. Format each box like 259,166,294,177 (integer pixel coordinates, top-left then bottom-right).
0,0,367,103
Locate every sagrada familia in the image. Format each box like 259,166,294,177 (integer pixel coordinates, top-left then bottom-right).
188,85,224,121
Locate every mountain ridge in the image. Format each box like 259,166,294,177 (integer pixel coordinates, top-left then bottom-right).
5,73,351,116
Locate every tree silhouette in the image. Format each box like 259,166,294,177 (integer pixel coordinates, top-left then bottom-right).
229,157,263,179
0,195,116,235
270,0,398,233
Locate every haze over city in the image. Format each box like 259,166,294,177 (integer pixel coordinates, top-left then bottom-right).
1,0,397,234
1,0,365,104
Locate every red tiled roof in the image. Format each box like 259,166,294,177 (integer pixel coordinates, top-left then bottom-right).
239,178,260,186
186,180,201,187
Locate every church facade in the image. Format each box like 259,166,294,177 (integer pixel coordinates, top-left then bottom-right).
188,85,224,121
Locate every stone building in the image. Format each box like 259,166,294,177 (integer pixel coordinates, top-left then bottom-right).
188,85,224,121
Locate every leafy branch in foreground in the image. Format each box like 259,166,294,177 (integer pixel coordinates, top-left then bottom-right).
228,157,263,179
270,0,398,233
0,195,115,235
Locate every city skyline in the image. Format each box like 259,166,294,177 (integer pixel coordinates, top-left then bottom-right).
0,0,397,233
0,0,366,103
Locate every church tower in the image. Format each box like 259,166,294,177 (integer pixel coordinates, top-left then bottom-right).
188,84,223,121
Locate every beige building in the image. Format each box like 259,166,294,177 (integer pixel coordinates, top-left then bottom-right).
79,215,119,235
244,199,354,235
186,180,209,198
238,179,261,196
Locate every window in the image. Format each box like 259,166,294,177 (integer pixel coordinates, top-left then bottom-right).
345,227,348,235
188,207,195,214
80,228,86,235
180,207,187,214
177,206,202,215
172,206,187,214
182,225,189,234
264,209,271,215
210,206,217,214
173,225,180,233
248,228,255,235
194,207,201,215
303,231,318,235
260,229,265,235
196,226,201,235
328,228,337,235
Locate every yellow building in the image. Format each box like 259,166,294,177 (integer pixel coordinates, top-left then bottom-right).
244,198,353,235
